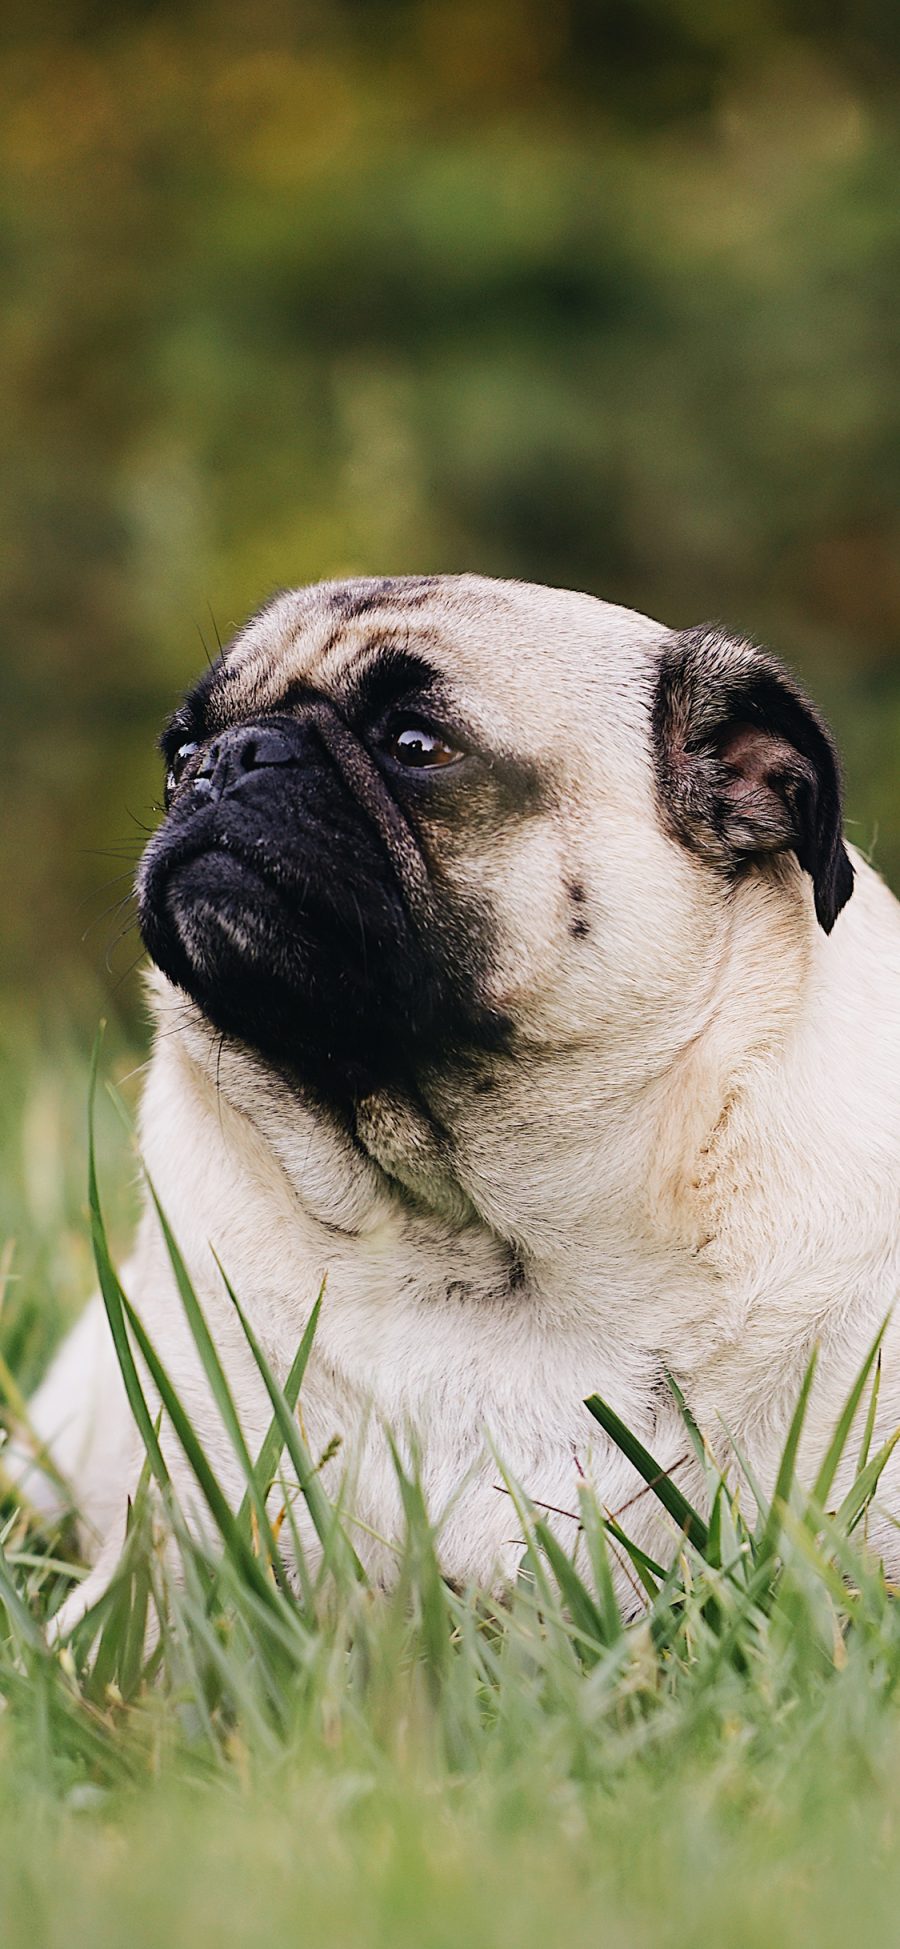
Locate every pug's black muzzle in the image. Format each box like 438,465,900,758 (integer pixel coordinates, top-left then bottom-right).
137,702,473,1105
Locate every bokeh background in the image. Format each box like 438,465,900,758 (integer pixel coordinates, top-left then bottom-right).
2,0,899,1020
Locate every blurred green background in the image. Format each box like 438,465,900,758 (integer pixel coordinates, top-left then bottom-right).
2,0,899,1021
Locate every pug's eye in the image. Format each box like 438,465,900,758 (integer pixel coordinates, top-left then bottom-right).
386,724,461,769
165,740,200,805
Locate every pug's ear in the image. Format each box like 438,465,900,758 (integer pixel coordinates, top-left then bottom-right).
652,627,854,934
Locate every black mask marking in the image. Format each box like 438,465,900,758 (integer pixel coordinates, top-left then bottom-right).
139,695,510,1109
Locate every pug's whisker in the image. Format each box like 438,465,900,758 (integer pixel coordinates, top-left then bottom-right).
87,875,138,907
115,1053,157,1088
76,873,138,919
104,917,141,965
109,942,148,995
104,935,141,982
196,621,214,670
123,806,159,837
135,1008,200,1053
82,842,145,860
80,893,137,945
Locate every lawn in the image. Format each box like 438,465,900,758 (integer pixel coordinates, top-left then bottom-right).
2,1018,900,1949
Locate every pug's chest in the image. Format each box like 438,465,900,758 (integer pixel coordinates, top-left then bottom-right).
294,1283,691,1586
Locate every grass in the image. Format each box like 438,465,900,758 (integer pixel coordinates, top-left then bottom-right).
3,1021,900,1947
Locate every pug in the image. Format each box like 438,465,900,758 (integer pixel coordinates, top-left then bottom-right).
15,575,900,1618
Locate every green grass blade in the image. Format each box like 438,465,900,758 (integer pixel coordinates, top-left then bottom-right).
757,1346,818,1563
534,1518,610,1659
87,1030,170,1490
576,1485,623,1645
0,1337,73,1505
119,1290,289,1615
215,1258,365,1585
857,1349,883,1478
776,1503,866,1618
584,1391,709,1555
706,1479,724,1570
234,1279,324,1544
662,1366,708,1465
601,1514,664,1598
488,1447,566,1620
716,1418,769,1531
385,1432,453,1690
0,1532,45,1651
88,1553,142,1703
810,1318,888,1513
835,1429,900,1535
144,1178,288,1583
110,1457,158,1698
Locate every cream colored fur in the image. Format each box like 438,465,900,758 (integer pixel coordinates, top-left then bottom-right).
13,576,900,1623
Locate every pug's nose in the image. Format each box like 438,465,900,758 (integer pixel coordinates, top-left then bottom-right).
192,724,296,803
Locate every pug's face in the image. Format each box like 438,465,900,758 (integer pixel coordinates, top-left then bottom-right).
137,576,852,1146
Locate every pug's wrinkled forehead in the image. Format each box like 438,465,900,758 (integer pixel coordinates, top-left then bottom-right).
175,574,662,764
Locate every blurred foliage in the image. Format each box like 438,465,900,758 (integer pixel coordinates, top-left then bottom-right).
0,0,898,1008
